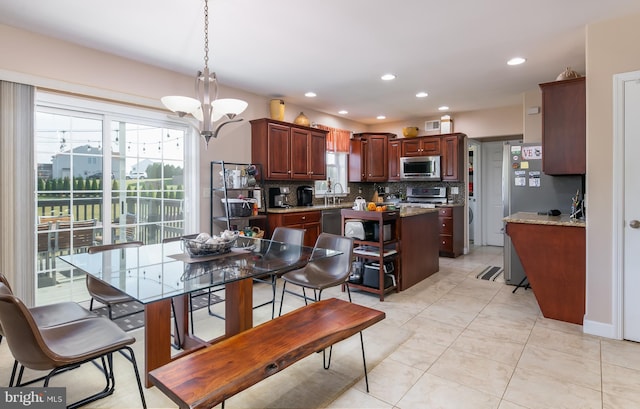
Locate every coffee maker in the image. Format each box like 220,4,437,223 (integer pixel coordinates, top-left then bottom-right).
268,187,291,208
297,185,313,206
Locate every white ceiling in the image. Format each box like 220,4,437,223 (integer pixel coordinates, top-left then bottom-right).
1,0,640,125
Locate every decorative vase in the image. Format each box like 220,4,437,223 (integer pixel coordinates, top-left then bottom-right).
294,111,310,127
556,67,581,81
402,127,419,138
269,99,285,121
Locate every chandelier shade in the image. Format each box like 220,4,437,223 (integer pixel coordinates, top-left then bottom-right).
161,0,247,148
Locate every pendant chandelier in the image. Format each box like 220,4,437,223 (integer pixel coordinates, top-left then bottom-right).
161,0,247,148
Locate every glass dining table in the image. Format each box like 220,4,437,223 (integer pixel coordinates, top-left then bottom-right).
60,236,340,387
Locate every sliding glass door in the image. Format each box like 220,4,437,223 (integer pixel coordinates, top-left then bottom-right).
34,93,194,304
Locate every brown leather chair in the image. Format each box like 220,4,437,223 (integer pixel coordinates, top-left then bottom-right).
278,233,355,316
255,227,306,319
86,241,144,320
0,284,146,409
0,275,98,384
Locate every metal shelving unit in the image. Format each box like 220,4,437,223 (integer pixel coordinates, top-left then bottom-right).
210,161,267,233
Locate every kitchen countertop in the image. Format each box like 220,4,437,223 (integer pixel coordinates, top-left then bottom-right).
398,207,439,217
265,202,463,214
504,211,586,227
266,203,353,214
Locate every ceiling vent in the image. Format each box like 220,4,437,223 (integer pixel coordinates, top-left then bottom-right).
425,120,440,131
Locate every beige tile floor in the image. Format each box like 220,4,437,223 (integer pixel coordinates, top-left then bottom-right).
3,245,640,409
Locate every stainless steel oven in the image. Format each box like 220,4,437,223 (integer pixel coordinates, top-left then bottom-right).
400,156,441,181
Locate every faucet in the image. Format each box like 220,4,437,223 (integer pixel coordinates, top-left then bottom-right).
332,183,344,205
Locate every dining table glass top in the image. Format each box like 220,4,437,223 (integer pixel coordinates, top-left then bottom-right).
59,236,339,304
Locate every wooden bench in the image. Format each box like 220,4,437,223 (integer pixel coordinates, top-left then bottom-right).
149,298,385,409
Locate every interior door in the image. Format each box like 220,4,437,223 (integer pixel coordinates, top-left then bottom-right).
623,76,640,342
482,141,505,246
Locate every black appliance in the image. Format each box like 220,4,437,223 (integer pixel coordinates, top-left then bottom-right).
296,185,313,206
268,187,291,208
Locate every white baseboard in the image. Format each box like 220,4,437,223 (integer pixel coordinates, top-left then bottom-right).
583,318,619,339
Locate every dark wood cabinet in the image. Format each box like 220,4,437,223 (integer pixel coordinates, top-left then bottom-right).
399,211,439,290
251,118,327,181
290,127,326,180
441,133,466,182
349,133,395,182
267,210,321,247
539,77,586,175
401,137,441,156
438,206,464,257
388,139,401,181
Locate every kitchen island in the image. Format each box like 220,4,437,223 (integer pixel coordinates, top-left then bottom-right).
398,207,440,289
504,212,586,324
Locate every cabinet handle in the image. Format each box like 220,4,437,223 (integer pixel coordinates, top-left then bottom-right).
302,216,306,220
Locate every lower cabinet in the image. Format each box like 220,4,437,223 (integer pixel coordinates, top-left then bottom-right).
267,211,321,247
438,206,464,257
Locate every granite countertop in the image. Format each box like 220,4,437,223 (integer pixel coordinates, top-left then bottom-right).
266,203,353,214
398,207,439,217
504,211,586,227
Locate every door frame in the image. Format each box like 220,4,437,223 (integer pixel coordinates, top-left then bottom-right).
467,139,482,248
613,69,640,340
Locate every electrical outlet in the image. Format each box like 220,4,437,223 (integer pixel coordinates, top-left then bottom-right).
385,187,390,193
451,187,459,194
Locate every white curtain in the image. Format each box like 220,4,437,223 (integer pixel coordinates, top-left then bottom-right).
0,81,35,304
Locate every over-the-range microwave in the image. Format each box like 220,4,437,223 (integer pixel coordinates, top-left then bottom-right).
400,155,441,181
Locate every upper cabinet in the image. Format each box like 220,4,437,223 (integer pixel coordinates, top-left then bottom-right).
539,77,586,175
388,139,401,181
250,118,328,181
401,137,440,156
441,133,466,182
349,133,395,182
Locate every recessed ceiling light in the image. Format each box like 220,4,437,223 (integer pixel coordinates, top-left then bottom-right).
438,106,449,111
416,91,429,98
507,57,526,66
338,110,348,115
304,91,317,97
377,115,386,120
380,74,396,81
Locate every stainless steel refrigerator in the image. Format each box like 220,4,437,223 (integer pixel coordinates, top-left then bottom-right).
502,142,582,286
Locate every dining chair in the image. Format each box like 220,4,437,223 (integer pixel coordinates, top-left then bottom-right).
254,227,306,319
276,233,370,390
86,241,144,320
162,234,215,337
278,233,354,315
0,284,147,409
0,275,98,384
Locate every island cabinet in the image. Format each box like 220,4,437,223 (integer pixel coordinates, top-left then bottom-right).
349,133,395,182
388,139,401,181
399,210,439,290
267,210,321,247
401,137,441,156
505,217,585,324
539,77,586,175
438,206,464,257
250,118,328,181
341,209,400,301
440,133,466,182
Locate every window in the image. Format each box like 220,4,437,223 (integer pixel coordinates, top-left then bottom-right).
34,92,197,303
314,151,348,197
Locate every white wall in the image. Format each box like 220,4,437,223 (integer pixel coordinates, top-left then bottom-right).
367,104,523,141
584,11,640,334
